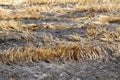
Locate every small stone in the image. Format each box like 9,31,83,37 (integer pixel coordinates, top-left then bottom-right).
76,78,81,80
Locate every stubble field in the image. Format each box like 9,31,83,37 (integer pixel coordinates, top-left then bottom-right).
0,0,120,80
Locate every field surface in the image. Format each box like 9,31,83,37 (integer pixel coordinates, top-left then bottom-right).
0,0,120,80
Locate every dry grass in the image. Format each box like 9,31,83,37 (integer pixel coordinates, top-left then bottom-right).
26,0,120,4
0,44,116,63
83,22,120,42
101,31,120,42
43,23,72,29
66,33,81,41
98,15,120,23
69,4,119,13
0,0,119,19
0,7,43,19
25,0,120,13
117,27,120,34
0,21,72,31
27,0,80,4
0,20,23,31
0,0,119,63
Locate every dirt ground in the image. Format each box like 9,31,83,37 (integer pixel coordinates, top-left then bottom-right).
0,60,120,80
